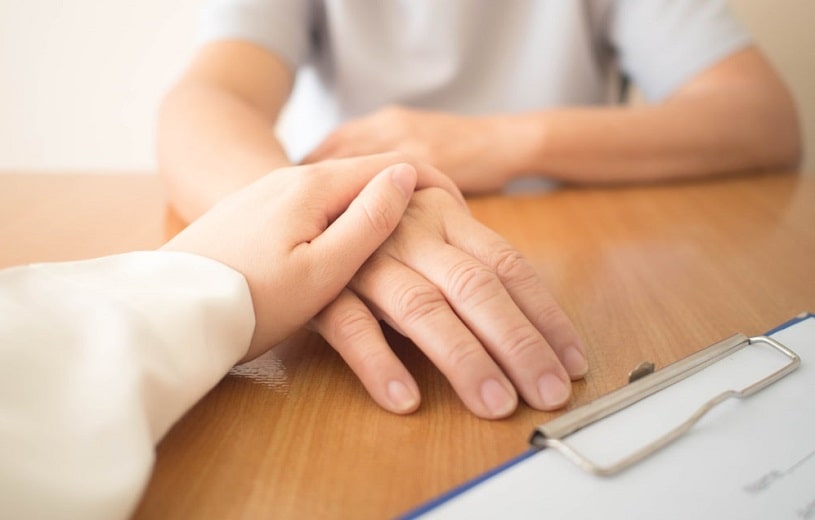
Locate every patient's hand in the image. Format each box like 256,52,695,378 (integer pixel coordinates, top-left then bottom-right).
311,186,587,419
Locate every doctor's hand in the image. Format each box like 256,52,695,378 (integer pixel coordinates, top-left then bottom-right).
162,154,459,363
303,106,525,194
310,186,588,419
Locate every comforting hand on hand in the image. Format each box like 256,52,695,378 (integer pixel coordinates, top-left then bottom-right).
311,186,587,419
162,154,461,362
304,106,528,194
164,152,586,419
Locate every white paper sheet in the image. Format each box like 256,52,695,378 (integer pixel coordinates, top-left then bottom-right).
410,316,815,520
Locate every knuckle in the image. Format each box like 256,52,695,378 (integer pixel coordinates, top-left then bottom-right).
533,302,570,332
492,247,534,283
501,326,544,361
324,304,377,348
442,339,482,371
354,341,393,370
445,259,497,303
391,283,447,326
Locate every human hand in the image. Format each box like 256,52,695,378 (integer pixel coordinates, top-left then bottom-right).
161,154,461,362
304,106,525,194
310,187,588,419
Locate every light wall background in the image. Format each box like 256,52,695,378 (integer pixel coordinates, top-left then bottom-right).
0,0,204,172
0,0,813,174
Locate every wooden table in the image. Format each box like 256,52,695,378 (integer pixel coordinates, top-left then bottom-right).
2,172,814,518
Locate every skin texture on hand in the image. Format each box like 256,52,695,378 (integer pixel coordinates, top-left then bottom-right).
311,187,587,419
161,156,434,362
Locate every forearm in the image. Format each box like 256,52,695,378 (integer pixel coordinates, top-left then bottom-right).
504,100,799,185
499,48,801,185
158,82,292,222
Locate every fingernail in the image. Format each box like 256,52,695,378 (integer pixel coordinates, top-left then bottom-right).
562,346,588,378
387,380,418,413
390,163,416,196
537,373,570,409
480,379,516,418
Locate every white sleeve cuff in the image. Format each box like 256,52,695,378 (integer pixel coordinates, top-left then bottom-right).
0,251,255,519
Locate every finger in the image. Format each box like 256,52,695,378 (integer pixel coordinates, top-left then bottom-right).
309,163,416,289
308,153,467,211
444,213,588,381
404,239,572,410
351,254,519,419
311,288,420,414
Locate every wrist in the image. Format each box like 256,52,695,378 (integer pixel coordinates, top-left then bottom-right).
487,113,551,184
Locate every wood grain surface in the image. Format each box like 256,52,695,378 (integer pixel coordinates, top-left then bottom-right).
2,171,813,518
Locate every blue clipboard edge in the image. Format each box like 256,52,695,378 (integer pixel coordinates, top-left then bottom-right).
764,311,813,336
399,312,814,519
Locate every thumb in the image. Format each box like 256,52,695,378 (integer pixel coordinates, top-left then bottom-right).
309,163,416,282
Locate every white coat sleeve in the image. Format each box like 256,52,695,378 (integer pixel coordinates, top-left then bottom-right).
0,251,255,519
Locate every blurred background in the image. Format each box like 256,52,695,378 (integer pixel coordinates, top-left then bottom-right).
0,0,812,174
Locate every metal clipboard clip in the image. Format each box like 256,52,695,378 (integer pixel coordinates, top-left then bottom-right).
529,334,800,477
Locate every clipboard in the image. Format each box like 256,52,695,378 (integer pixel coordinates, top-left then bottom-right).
402,313,815,519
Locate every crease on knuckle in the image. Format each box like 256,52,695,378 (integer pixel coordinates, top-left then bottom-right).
501,326,543,362
324,305,377,348
392,283,447,327
354,342,393,371
492,247,535,285
446,259,498,303
442,338,483,372
532,303,570,336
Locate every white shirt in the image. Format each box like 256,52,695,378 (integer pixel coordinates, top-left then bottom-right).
0,252,255,519
199,0,751,160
